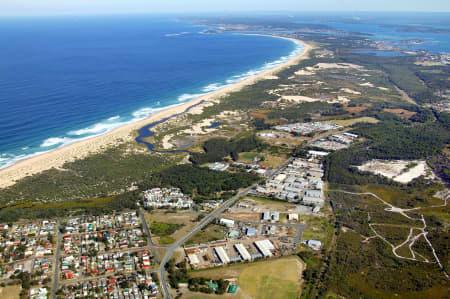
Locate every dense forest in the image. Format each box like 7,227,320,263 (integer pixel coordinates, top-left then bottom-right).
189,135,262,165
139,164,259,199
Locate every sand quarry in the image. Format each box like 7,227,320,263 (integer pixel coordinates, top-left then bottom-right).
357,160,435,183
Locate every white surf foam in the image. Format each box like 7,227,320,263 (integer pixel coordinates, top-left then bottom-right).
177,93,204,102
202,83,224,93
69,122,121,136
108,115,120,121
40,137,72,148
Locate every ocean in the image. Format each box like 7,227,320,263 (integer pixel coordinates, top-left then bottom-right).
0,15,302,169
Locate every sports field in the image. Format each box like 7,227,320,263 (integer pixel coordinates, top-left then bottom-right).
189,257,304,299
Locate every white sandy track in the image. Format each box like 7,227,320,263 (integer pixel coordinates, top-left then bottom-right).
0,38,312,189
329,189,449,279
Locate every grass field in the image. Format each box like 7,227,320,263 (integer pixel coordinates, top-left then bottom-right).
260,154,288,168
300,215,334,248
239,258,302,299
332,116,379,126
0,285,21,299
185,224,226,245
189,257,304,299
144,210,200,245
239,152,258,162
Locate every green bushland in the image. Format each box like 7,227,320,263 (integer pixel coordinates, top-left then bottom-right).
0,144,170,204
325,230,447,299
150,222,183,237
188,277,229,295
0,191,138,223
267,102,346,122
189,134,262,165
320,190,449,298
139,164,259,200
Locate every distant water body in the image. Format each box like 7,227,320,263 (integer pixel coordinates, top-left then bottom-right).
0,15,303,169
294,13,450,53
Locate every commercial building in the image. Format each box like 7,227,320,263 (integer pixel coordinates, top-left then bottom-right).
214,247,230,264
219,218,235,228
234,243,252,261
254,239,275,257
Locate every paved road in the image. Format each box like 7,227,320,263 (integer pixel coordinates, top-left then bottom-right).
52,219,62,299
158,183,257,298
139,209,159,263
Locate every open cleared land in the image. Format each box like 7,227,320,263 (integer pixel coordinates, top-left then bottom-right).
189,257,304,299
145,210,200,245
0,285,21,299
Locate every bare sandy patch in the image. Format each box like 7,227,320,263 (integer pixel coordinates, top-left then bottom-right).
336,96,350,103
394,161,432,184
357,160,434,183
217,110,241,118
360,82,375,87
182,118,217,135
313,63,365,70
263,75,279,80
378,87,389,91
295,69,315,76
279,95,321,103
161,134,175,149
340,88,361,95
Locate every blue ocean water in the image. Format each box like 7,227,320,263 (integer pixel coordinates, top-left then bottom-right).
0,15,302,168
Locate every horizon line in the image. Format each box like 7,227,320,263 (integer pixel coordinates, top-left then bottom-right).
1,10,450,17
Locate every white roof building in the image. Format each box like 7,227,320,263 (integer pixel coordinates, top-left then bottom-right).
307,240,322,250
303,196,324,206
305,190,323,198
254,239,275,257
288,214,299,221
308,150,329,157
188,253,200,266
214,247,230,264
274,174,287,183
219,218,235,228
234,243,252,261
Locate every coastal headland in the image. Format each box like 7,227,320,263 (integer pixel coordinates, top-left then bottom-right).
0,37,312,189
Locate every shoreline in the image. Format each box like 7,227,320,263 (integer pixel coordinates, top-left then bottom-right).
0,37,312,189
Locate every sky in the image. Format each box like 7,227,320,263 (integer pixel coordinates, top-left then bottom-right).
0,0,449,16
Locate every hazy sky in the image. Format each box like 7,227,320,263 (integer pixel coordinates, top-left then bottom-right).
1,0,449,15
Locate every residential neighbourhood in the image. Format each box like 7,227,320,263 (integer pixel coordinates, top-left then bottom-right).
142,187,193,209
0,211,159,298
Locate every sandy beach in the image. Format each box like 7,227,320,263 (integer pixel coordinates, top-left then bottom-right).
0,37,312,189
